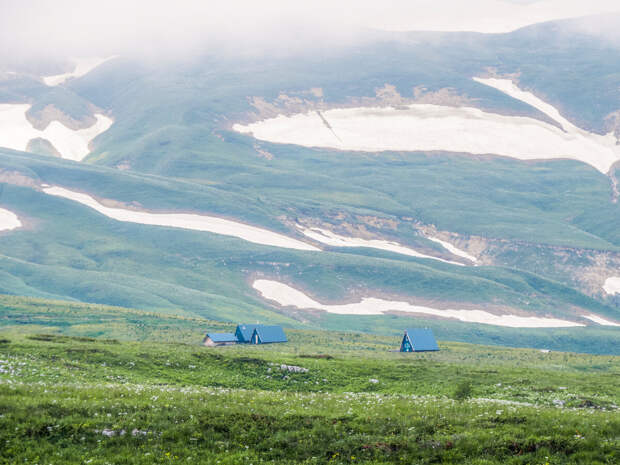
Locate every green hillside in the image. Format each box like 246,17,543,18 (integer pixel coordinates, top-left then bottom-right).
1,17,620,353
0,148,619,352
0,294,618,356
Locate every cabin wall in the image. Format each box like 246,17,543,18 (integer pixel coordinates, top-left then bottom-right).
203,338,236,347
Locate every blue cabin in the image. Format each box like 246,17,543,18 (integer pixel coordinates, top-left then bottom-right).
203,332,238,347
235,324,287,344
235,324,260,343
250,325,287,344
400,328,439,352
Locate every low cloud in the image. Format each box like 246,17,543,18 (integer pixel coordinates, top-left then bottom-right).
0,0,619,61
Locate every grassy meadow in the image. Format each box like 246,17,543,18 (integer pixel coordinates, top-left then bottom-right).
0,297,619,464
1,19,620,463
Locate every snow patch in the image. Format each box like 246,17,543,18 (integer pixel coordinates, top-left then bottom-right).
233,82,620,174
426,237,477,263
0,208,21,231
602,277,620,295
43,57,116,86
472,77,575,132
297,225,465,265
252,279,585,328
581,314,620,327
0,104,113,161
42,186,319,251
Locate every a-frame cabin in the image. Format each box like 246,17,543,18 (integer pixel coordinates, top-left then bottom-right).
250,325,287,344
400,328,439,352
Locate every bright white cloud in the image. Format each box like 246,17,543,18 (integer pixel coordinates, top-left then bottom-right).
43,57,117,86
0,0,618,59
368,0,620,33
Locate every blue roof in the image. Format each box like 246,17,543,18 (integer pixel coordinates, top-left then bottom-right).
403,328,439,351
252,325,287,343
235,324,260,342
206,332,238,343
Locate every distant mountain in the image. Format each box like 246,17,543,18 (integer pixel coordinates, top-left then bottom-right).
0,15,619,350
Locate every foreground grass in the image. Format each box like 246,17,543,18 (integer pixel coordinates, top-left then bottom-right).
0,330,619,464
1,381,618,465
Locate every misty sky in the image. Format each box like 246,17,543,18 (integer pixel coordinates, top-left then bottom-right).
1,0,619,59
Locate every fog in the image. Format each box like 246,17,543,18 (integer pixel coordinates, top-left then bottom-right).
1,0,619,61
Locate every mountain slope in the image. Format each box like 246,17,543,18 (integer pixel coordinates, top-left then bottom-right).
0,16,619,351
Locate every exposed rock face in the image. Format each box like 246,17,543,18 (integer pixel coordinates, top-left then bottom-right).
291,210,620,305
0,170,39,189
26,137,62,157
244,84,474,123
292,213,401,241
25,104,98,131
605,110,620,142
412,86,475,107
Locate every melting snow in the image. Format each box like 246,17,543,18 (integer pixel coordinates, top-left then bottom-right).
42,186,319,251
43,57,116,86
0,208,21,231
252,279,585,328
581,313,620,327
603,277,620,295
426,237,477,263
234,81,620,174
0,104,113,161
297,225,465,265
473,77,576,131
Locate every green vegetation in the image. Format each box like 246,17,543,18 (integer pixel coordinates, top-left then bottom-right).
453,380,473,401
2,19,620,463
1,19,620,354
0,293,619,355
0,150,619,355
1,301,619,464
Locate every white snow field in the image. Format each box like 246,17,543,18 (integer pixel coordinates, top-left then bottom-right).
603,277,620,295
234,80,620,174
297,225,465,265
426,237,477,263
42,186,319,251
252,279,586,328
0,104,113,161
581,313,620,327
0,208,21,231
43,57,116,86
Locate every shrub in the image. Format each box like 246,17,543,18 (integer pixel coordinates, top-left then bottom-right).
453,380,473,400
